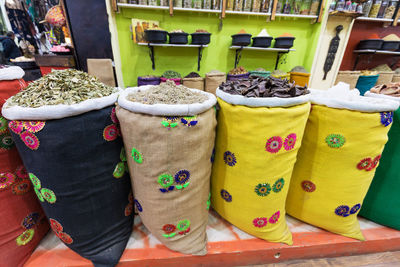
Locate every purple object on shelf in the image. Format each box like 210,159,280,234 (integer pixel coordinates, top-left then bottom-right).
227,73,250,81
160,77,182,85
137,76,161,86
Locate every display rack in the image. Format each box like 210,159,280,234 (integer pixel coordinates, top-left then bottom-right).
356,17,393,22
230,46,295,69
138,43,208,70
353,49,400,70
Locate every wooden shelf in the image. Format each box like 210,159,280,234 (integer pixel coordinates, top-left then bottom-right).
329,10,364,18
230,46,295,52
356,16,393,22
354,49,400,55
138,43,208,47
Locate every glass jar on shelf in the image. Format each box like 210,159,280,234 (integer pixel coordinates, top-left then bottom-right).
252,0,262,11
160,0,169,6
243,0,253,11
292,0,301,14
356,3,363,12
276,0,285,12
183,0,192,7
369,0,381,17
301,0,312,14
212,0,221,9
234,0,244,10
193,0,202,8
129,0,139,4
148,0,157,5
384,0,397,18
309,0,319,14
227,0,235,10
138,0,147,5
203,0,212,9
260,0,270,11
362,0,373,15
282,0,292,13
377,0,389,17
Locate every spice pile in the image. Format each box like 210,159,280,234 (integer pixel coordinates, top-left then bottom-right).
162,70,181,78
271,69,288,76
185,72,201,78
8,69,116,108
219,76,309,98
371,64,393,72
128,80,207,104
290,66,309,73
229,66,247,75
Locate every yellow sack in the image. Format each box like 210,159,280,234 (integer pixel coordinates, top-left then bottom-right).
211,98,311,245
287,87,399,241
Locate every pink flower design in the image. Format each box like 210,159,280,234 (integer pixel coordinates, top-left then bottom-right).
253,217,268,228
269,211,280,224
0,172,15,190
20,131,39,150
284,133,296,151
9,121,24,134
265,136,283,153
23,121,46,133
103,124,118,141
111,107,119,124
15,165,28,179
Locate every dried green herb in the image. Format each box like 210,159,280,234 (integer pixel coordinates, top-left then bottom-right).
8,69,116,108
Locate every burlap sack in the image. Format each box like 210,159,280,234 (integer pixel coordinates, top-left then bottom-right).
376,71,394,85
392,74,400,83
116,86,217,255
335,71,361,89
183,77,204,90
205,71,226,95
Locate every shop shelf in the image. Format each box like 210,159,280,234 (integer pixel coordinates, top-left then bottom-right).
275,13,318,19
138,43,208,48
356,17,393,22
225,10,271,16
352,49,400,70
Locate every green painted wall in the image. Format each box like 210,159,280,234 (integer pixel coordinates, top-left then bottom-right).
115,8,323,86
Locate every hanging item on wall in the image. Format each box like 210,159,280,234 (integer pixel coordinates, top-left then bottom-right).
45,5,66,27
323,25,343,80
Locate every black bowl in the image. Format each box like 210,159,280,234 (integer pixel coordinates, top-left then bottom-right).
252,36,273,48
191,32,211,45
274,37,295,48
169,32,188,44
357,39,383,50
145,30,168,43
381,41,400,51
232,34,252,46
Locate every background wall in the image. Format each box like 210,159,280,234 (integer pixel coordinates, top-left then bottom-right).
340,21,400,71
115,8,323,87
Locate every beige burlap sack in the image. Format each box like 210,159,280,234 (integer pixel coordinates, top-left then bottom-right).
205,71,226,95
183,77,204,90
116,86,217,255
335,71,360,89
376,71,394,85
392,74,400,83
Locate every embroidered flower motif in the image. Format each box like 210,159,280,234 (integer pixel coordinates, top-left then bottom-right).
357,158,372,170
272,178,285,193
120,147,127,162
301,180,316,192
134,199,143,212
223,151,237,166
265,136,283,153
20,131,39,150
335,205,350,217
111,107,119,124
158,174,174,188
124,202,133,216
103,124,118,141
174,170,190,184
159,186,175,193
181,116,198,127
29,173,41,189
34,187,44,202
325,134,346,148
113,162,126,179
269,211,280,224
253,217,268,228
15,166,28,179
0,116,7,134
41,188,57,204
12,180,31,195
161,117,179,130
350,204,361,214
23,121,45,133
128,191,133,203
211,148,215,163
0,172,15,190
179,228,190,235
207,193,211,210
49,218,63,233
163,224,176,234
8,120,23,134
220,189,232,202
380,112,393,127
0,133,14,150
176,219,190,231
58,232,73,244
22,212,40,229
254,183,271,197
16,229,34,246
284,133,297,151
131,147,143,164
367,155,381,171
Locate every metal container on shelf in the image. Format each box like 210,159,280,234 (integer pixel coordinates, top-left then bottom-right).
384,0,397,18
368,0,381,17
363,0,373,16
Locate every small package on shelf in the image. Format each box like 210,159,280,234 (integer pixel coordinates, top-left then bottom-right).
138,0,147,4
203,0,212,9
292,0,301,14
212,0,221,9
368,0,381,17
252,0,262,12
193,0,202,8
174,0,183,7
227,0,235,10
183,0,192,7
243,0,252,11
309,0,320,14
260,0,270,11
234,0,244,10
148,0,157,5
160,0,169,6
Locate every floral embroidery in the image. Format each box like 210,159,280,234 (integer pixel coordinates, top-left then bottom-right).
124,202,133,216
335,205,350,217
103,124,118,141
22,212,40,229
357,158,372,170
254,183,271,197
176,219,190,231
181,116,198,127
120,147,127,162
325,134,346,148
113,162,126,179
179,228,190,235
174,170,190,184
163,224,176,234
301,180,316,192
368,155,381,171
158,174,174,188
207,193,211,210
15,166,28,179
111,107,119,124
0,133,14,150
269,211,280,224
134,199,143,212
131,147,143,164
20,131,39,150
253,217,268,228
23,121,45,133
8,120,23,134
380,112,393,127
350,204,361,214
0,116,7,133
50,218,63,233
161,117,179,129
0,173,15,190
29,173,41,189
12,180,31,195
284,133,297,151
34,187,44,202
41,188,57,204
223,151,237,166
16,229,34,246
58,232,73,244
272,178,285,193
220,189,232,202
49,218,73,244
265,136,283,153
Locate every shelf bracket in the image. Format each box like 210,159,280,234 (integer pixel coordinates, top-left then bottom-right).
147,44,155,70
198,46,204,71
275,51,288,70
234,47,243,68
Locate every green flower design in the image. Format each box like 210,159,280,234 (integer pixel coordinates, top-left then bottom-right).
325,134,346,148
29,173,41,189
157,174,174,188
34,187,44,202
41,188,57,204
206,193,211,210
272,178,285,193
0,133,14,150
162,232,176,238
120,147,127,162
131,147,143,164
161,117,178,129
0,116,7,133
113,162,126,178
16,229,35,246
176,219,190,231
255,183,271,196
